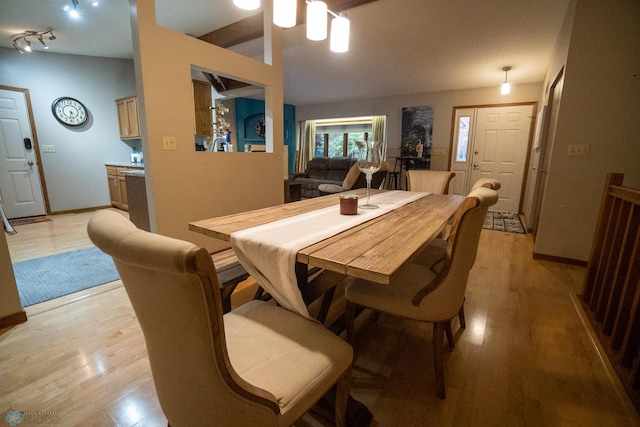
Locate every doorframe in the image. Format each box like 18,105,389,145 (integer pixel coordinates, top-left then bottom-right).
448,101,538,213
530,68,564,239
0,85,51,215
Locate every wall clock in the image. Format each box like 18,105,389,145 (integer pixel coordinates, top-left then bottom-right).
51,97,88,126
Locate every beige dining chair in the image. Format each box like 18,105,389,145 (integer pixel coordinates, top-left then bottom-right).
87,210,353,427
416,178,502,271
406,170,455,194
344,187,498,399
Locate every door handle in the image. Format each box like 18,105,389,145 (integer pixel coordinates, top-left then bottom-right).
473,163,479,169
27,161,34,166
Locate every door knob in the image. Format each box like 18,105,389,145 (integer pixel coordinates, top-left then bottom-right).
27,161,34,166
473,163,479,168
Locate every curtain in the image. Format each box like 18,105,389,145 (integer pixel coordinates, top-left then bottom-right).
371,115,387,159
296,120,315,172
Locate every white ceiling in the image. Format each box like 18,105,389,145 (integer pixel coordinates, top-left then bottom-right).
0,0,570,105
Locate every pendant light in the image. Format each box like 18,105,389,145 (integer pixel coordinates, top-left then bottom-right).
273,0,297,28
307,0,328,41
330,13,350,53
233,0,260,11
501,66,512,95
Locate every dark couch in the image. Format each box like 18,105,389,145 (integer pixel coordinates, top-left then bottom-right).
290,157,387,198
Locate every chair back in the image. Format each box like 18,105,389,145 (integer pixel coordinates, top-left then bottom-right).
413,187,498,318
406,170,455,194
471,178,501,191
87,210,279,426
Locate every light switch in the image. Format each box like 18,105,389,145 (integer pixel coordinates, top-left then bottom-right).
42,145,55,153
567,144,590,157
163,136,176,150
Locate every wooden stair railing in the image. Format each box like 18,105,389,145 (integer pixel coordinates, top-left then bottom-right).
582,172,640,412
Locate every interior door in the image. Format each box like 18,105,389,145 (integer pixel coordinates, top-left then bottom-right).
0,88,46,219
469,104,533,212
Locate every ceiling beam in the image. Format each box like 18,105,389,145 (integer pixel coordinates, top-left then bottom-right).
198,0,377,49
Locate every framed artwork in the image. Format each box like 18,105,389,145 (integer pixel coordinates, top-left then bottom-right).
401,105,434,168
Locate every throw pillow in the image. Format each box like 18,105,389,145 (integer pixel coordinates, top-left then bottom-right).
342,163,362,190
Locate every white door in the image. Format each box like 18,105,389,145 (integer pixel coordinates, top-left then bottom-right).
0,88,46,219
469,105,533,212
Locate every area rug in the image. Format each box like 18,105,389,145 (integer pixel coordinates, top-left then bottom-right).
13,246,120,307
483,211,526,234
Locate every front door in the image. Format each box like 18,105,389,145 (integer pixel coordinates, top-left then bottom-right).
0,88,46,219
450,104,534,213
470,105,533,212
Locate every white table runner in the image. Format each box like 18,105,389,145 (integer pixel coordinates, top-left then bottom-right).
231,191,429,318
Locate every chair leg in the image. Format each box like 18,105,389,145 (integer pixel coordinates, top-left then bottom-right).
433,322,446,399
344,300,356,344
334,368,352,427
445,320,455,348
458,302,466,329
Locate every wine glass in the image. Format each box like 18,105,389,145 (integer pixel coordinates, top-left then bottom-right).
357,140,383,209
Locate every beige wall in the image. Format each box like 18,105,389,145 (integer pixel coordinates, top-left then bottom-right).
534,0,640,261
296,83,542,172
131,0,285,252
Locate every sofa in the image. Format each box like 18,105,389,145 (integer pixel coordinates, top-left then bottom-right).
290,157,388,199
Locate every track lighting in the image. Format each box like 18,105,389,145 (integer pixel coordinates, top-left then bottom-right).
12,30,57,54
64,0,80,19
501,66,512,95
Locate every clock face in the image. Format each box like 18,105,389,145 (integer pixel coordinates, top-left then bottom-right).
52,97,88,126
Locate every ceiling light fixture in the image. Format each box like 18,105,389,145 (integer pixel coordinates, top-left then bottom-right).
329,12,350,53
501,66,512,95
12,30,57,54
232,0,351,53
233,0,260,11
64,0,81,19
273,0,297,28
306,0,327,41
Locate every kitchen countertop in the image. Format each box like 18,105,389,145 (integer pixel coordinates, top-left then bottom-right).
105,162,145,168
121,169,145,177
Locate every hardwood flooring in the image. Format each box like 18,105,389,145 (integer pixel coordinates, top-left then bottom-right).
1,210,639,426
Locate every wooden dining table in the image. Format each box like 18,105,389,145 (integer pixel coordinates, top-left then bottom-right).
189,188,465,426
190,188,465,288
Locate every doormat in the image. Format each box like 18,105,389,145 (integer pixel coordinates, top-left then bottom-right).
9,216,51,227
13,246,120,307
483,211,526,234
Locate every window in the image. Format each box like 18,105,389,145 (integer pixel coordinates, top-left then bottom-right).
455,116,471,162
314,117,373,158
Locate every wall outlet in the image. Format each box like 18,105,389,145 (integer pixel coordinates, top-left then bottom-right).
163,136,176,150
42,145,55,153
567,144,590,157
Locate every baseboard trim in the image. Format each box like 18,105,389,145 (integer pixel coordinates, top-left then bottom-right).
49,205,113,216
532,251,588,266
0,310,28,329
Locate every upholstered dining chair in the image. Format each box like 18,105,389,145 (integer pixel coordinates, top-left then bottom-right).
406,170,455,194
87,210,353,427
415,178,502,271
344,187,498,399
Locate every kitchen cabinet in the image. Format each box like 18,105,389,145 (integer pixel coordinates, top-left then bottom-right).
193,80,213,136
115,96,140,139
106,165,143,210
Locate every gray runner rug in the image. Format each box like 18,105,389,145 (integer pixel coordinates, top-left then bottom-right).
483,211,526,234
13,246,120,307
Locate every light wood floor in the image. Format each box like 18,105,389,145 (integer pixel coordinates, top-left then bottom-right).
2,210,639,426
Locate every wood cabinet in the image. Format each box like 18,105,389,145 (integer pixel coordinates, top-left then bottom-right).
115,96,141,139
106,165,142,210
193,80,212,136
